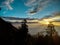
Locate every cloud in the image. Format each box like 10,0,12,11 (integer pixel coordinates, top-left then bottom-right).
25,0,60,15
41,11,60,22
52,12,60,16
0,0,14,10
52,12,60,22
26,8,37,15
25,0,51,15
25,0,37,7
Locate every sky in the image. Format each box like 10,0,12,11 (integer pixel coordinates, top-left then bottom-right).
0,0,60,18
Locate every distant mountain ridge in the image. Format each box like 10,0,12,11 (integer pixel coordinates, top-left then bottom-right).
1,16,38,20
0,16,39,23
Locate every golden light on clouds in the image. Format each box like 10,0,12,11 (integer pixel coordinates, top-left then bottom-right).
39,16,60,26
51,16,60,20
39,21,60,26
53,22,60,26
39,21,49,25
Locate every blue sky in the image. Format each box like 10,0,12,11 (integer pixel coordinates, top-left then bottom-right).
0,0,60,18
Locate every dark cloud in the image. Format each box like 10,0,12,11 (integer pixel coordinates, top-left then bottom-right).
0,7,1,10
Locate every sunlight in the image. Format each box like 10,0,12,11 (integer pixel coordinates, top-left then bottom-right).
39,15,60,26
39,21,60,26
39,21,49,25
